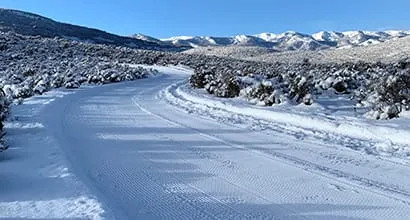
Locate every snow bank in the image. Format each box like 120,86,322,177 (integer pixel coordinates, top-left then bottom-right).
164,80,410,157
0,197,104,220
1,89,111,219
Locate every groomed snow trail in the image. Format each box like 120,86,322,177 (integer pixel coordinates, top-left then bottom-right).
1,90,109,220
28,67,410,219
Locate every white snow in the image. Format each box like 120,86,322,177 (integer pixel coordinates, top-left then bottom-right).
254,32,278,42
160,36,195,41
233,35,252,44
1,89,111,220
164,30,410,50
2,66,410,219
168,80,410,156
0,197,104,219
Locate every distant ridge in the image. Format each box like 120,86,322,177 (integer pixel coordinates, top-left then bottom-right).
0,8,187,51
134,30,410,52
2,8,409,53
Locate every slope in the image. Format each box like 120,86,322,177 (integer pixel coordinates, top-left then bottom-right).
161,30,410,51
0,8,183,51
186,35,410,63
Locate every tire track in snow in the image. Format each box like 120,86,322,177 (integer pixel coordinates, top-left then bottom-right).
48,81,229,220
131,90,312,219
41,72,410,219
166,79,410,168
164,83,410,196
168,80,410,168
151,133,298,220
155,80,410,205
117,131,251,220
131,86,307,219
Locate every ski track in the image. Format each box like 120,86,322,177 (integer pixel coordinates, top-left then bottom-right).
6,67,410,219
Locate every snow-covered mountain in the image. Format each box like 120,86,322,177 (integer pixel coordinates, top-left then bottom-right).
145,30,410,51
157,36,234,47
131,33,166,45
3,8,408,53
312,30,410,48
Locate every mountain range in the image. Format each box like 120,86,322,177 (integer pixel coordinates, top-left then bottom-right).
134,30,410,51
1,8,409,53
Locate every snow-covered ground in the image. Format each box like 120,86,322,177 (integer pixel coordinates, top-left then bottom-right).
1,89,110,219
1,66,410,219
167,80,410,157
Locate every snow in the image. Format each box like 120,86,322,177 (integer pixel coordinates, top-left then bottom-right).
160,36,195,41
1,89,110,220
2,66,410,219
0,197,104,219
170,80,410,156
168,30,410,51
233,35,252,44
160,36,223,48
254,32,278,42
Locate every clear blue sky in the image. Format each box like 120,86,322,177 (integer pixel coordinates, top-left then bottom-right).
1,0,410,38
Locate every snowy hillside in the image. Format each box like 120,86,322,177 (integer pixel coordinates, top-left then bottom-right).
131,33,168,45
0,8,184,51
156,30,410,51
186,35,410,64
0,31,163,150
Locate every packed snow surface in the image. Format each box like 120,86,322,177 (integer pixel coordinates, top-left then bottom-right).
2,66,410,219
1,90,109,219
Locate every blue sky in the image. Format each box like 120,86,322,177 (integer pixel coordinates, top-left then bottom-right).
1,0,410,38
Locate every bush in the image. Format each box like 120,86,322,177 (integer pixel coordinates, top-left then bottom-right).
366,71,410,119
187,52,410,118
245,81,275,106
288,76,314,104
190,68,214,89
0,88,8,151
205,74,240,98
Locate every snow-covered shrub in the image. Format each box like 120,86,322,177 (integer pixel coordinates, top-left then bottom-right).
244,81,276,106
288,75,314,104
0,88,8,151
204,73,240,98
190,68,214,89
190,65,241,98
33,74,51,95
302,93,314,105
187,52,409,117
332,77,348,93
365,71,410,119
64,80,80,89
